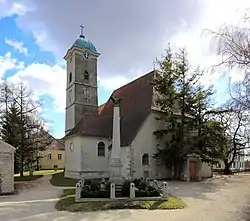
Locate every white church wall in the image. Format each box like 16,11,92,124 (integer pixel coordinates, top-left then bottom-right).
65,136,82,179
65,134,131,179
200,162,213,178
80,136,110,171
78,136,130,179
131,111,172,180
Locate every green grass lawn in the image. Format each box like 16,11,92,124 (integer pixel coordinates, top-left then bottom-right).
55,189,186,212
14,175,43,182
14,169,64,182
49,172,78,187
14,169,64,177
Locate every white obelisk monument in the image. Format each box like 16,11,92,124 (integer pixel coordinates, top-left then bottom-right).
109,96,123,184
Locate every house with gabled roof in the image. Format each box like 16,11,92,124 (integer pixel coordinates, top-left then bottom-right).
63,26,213,181
38,136,65,170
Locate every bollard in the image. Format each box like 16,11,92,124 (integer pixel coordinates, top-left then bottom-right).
130,182,135,199
78,179,84,188
80,179,85,187
162,182,169,199
110,183,116,199
75,182,81,200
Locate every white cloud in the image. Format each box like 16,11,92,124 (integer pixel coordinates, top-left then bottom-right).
98,67,145,90
14,1,249,74
6,62,66,113
2,1,250,86
9,2,30,16
0,0,33,19
0,53,127,115
14,0,206,73
0,52,24,78
98,75,130,90
6,60,133,113
5,39,28,55
169,0,250,84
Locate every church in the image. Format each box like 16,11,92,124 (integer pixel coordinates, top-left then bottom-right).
63,26,213,181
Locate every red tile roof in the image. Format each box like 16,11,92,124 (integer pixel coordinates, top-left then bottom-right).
98,103,106,114
65,71,155,146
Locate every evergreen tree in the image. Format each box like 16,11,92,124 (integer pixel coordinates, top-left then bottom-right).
191,82,216,160
153,46,203,179
0,82,53,176
0,103,23,173
153,47,177,178
153,46,225,179
201,120,229,163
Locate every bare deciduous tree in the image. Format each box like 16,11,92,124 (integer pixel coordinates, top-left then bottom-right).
208,11,250,69
0,82,53,176
214,100,250,174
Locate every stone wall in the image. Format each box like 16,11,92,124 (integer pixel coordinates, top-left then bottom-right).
0,152,14,194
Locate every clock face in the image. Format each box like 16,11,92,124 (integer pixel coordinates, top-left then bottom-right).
82,51,90,60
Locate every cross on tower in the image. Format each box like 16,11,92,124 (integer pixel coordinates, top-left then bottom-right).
80,24,85,38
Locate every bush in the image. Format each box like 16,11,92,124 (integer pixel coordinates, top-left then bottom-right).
148,189,161,197
83,185,91,191
90,181,100,191
81,189,95,198
84,179,92,186
97,190,110,198
133,177,143,187
84,178,101,186
135,190,148,197
81,189,110,198
122,180,131,197
146,185,155,192
81,180,111,198
81,179,160,199
135,189,161,197
105,181,111,191
138,180,147,191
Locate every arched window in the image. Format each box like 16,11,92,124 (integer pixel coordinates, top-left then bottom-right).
70,143,74,152
142,154,149,165
84,71,89,81
69,72,72,83
98,142,105,157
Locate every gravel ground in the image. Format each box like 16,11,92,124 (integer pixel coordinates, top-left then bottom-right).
0,174,250,221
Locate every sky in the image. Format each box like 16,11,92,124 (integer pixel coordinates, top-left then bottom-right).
0,0,249,139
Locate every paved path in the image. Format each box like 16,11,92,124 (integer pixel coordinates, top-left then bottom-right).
1,174,250,221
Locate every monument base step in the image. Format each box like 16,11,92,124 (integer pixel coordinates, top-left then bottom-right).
115,184,123,197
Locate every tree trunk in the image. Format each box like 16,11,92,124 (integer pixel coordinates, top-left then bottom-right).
14,159,19,174
36,159,40,171
223,161,232,175
19,150,24,177
173,161,182,180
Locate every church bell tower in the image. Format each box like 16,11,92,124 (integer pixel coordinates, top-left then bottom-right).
64,25,100,135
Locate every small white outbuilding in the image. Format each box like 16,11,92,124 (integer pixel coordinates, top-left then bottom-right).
0,140,15,194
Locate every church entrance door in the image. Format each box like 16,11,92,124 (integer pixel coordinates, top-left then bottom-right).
189,160,198,181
